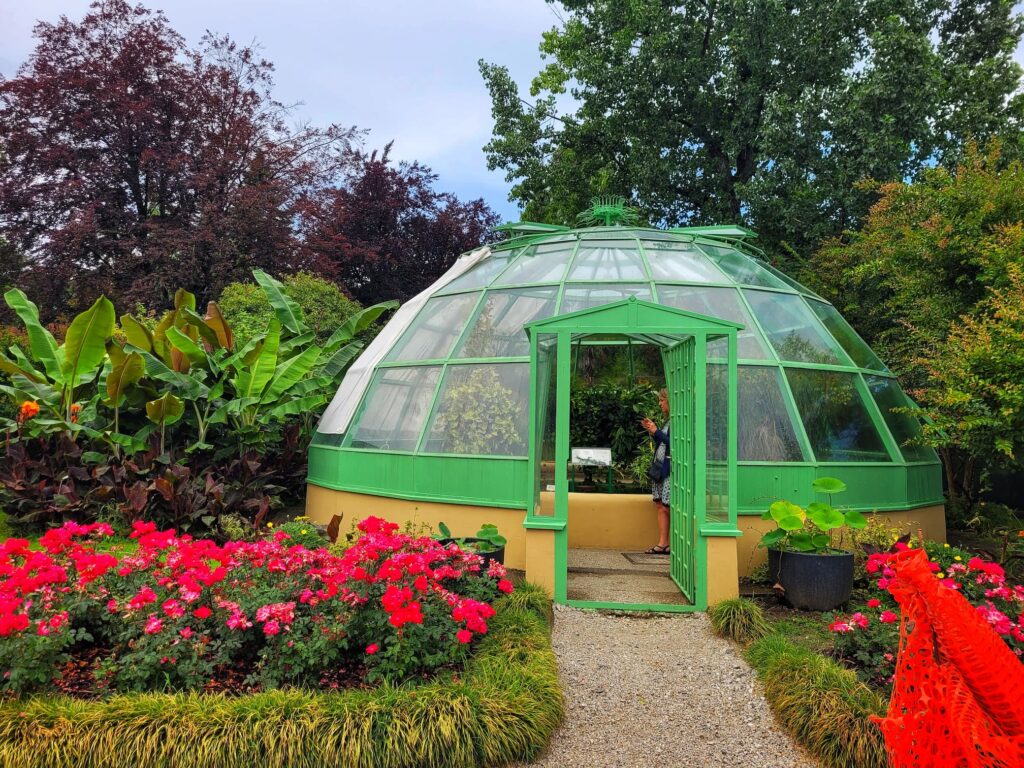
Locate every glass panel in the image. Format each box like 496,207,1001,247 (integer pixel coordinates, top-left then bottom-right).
761,261,824,299
559,283,652,314
311,431,344,447
494,241,576,286
808,301,888,371
697,243,789,289
706,364,729,523
456,287,558,358
384,293,479,362
657,285,770,359
567,239,647,280
345,366,441,450
436,250,518,294
736,366,804,461
534,335,558,514
643,240,727,283
785,369,891,462
422,363,530,456
744,290,849,365
865,375,937,462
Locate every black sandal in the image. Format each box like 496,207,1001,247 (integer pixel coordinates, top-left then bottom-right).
644,545,670,555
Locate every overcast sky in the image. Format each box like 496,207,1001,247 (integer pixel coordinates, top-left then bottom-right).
0,0,564,222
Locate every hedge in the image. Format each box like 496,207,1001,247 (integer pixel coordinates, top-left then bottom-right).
0,584,562,768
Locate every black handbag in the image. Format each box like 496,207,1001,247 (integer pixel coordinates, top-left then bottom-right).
646,454,664,482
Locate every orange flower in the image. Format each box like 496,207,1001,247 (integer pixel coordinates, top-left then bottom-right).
17,401,39,423
70,403,81,424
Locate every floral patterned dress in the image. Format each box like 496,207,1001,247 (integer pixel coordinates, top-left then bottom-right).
650,421,670,505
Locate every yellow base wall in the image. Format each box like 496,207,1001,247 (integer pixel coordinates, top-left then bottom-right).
737,504,948,575
304,485,529,571
307,486,946,598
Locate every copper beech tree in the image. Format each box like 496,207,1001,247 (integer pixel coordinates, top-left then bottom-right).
0,1,496,319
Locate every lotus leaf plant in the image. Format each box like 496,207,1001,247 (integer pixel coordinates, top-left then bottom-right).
759,477,868,554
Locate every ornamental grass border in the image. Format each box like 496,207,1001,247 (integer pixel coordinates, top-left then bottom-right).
0,584,562,768
745,634,888,768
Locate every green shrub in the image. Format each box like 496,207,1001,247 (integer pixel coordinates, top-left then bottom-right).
276,519,330,549
0,586,562,768
746,634,888,768
708,598,771,644
218,272,362,347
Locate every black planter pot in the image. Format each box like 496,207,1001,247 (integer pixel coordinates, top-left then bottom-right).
767,548,854,611
437,537,506,568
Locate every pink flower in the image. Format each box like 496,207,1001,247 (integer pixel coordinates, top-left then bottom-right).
879,611,897,624
128,586,157,610
867,599,881,609
106,599,118,613
262,620,281,636
829,620,853,633
456,629,473,643
143,615,163,635
366,643,379,655
850,612,869,630
179,627,193,639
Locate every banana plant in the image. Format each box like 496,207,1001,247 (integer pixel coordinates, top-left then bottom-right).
0,289,115,429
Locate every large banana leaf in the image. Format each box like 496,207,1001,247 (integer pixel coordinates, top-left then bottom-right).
166,326,208,366
174,288,196,312
253,269,304,335
323,300,398,350
130,348,206,400
61,296,115,386
202,301,234,351
145,392,185,426
179,307,221,351
320,342,363,379
238,319,280,399
208,396,260,425
105,352,144,406
119,315,154,352
0,354,44,383
278,330,315,357
261,347,321,403
4,289,61,380
263,393,328,420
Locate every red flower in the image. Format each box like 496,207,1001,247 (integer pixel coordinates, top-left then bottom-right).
497,579,514,594
829,619,853,633
193,606,212,619
867,598,881,608
456,629,473,644
879,611,897,624
366,643,379,655
143,615,163,634
850,612,869,629
262,620,281,636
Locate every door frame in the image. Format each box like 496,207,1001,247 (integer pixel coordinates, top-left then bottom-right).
523,298,740,612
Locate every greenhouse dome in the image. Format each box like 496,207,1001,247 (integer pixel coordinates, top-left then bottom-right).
307,203,946,610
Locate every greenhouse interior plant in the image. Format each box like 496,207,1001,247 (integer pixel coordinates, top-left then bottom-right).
760,477,867,610
437,522,507,566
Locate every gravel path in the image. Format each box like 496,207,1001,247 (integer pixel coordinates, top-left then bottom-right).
516,606,818,768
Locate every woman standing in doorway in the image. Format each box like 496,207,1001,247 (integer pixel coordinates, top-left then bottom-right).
641,388,671,555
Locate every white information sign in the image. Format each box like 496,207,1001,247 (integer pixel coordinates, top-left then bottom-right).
571,447,612,467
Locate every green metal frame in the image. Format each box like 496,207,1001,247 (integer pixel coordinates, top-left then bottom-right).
523,298,741,611
307,223,944,538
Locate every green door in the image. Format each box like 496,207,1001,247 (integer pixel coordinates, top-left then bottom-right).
664,338,697,602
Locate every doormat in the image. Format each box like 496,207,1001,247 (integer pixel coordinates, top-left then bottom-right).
621,551,672,566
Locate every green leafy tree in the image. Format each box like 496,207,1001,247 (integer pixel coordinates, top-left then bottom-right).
480,0,1024,261
812,142,1024,503
218,272,362,348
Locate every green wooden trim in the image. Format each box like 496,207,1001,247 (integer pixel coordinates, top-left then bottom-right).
700,527,744,537
307,479,528,510
567,600,699,613
522,517,566,530
727,330,739,529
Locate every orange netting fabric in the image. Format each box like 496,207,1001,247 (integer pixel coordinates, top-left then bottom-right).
871,549,1024,768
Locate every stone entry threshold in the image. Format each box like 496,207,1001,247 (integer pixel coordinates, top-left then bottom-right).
566,548,689,606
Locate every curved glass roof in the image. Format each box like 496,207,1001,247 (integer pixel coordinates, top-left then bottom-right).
323,226,936,466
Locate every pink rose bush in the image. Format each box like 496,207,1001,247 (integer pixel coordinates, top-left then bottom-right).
828,540,1023,691
0,516,512,695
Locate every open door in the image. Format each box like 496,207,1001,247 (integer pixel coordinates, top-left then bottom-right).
664,338,697,603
